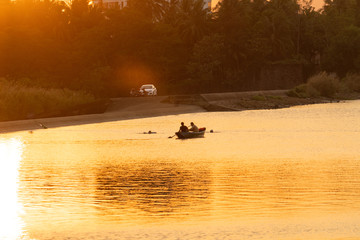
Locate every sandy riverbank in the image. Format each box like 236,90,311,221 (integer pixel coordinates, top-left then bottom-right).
0,96,205,134
1,90,358,134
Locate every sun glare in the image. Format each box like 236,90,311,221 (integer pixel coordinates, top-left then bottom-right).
0,138,27,240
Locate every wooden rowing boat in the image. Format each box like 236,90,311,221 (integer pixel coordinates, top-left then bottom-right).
175,129,205,139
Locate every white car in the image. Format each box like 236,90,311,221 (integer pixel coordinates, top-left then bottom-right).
139,84,157,96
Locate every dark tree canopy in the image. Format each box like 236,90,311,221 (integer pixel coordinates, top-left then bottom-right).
0,0,359,95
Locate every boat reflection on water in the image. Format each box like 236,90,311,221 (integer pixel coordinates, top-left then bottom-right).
14,127,213,234
94,163,211,219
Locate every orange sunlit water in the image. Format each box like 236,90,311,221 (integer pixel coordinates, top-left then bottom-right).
1,100,360,239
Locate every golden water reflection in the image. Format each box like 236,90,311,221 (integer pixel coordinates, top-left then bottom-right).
0,138,27,240
94,163,211,219
2,100,360,239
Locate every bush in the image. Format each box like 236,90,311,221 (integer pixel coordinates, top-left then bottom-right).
307,72,340,98
266,95,283,100
251,95,266,101
289,72,360,99
0,78,96,121
342,73,360,93
287,84,310,98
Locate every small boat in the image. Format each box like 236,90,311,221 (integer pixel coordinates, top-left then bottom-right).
175,128,206,139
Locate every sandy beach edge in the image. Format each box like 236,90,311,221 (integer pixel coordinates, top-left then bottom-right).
0,96,205,134
0,90,358,134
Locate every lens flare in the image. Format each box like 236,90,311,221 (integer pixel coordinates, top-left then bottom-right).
0,138,27,240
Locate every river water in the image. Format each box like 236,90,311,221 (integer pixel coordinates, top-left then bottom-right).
1,100,360,240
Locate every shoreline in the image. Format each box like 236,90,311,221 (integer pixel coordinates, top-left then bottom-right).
0,96,205,134
1,90,359,134
200,90,348,111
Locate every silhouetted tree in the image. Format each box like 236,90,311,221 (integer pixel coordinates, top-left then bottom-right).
174,0,210,45
127,0,168,21
322,25,360,76
1,0,360,96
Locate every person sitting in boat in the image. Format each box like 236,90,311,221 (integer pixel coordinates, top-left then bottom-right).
179,122,189,132
189,122,199,132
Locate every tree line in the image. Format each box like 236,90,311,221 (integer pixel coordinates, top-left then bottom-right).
0,0,360,96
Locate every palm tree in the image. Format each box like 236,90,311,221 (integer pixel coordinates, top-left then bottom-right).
175,0,210,44
213,0,253,71
163,0,180,25
257,0,300,60
127,0,168,21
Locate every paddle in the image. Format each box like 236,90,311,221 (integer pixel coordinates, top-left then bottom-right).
168,134,176,138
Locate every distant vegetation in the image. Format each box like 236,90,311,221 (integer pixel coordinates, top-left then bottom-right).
0,0,360,120
0,78,95,121
288,72,360,99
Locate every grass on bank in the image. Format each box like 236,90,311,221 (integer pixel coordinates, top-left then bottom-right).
288,72,360,99
251,95,283,101
0,78,96,121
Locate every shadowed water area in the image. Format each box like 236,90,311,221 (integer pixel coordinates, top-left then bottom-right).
1,100,360,239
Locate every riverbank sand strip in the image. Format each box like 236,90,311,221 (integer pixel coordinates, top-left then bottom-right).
0,96,205,133
0,90,352,134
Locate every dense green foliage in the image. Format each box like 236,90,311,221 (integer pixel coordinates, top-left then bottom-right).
0,0,360,96
0,78,95,121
